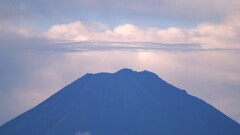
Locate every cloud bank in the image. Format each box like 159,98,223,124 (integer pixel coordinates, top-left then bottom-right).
45,20,240,51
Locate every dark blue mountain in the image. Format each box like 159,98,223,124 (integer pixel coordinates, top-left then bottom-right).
1,68,240,135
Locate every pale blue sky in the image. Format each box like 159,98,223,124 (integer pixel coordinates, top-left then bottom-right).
0,0,240,125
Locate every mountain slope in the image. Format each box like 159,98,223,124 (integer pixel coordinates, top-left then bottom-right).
1,68,240,135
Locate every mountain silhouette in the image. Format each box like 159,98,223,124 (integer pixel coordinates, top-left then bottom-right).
0,68,240,135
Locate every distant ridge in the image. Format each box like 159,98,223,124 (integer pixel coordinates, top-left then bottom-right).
1,68,240,135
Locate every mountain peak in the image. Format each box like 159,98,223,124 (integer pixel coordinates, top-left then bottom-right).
115,68,157,77
115,68,135,74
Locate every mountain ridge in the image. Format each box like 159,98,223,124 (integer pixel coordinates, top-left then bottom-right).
0,68,240,135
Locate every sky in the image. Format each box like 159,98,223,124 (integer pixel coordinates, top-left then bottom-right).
0,0,240,125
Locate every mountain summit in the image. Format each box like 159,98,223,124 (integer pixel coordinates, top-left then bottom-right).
1,69,240,135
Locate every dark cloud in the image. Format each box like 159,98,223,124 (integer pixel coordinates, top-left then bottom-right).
45,41,240,53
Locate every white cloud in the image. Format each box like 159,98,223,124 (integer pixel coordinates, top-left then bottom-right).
45,20,240,50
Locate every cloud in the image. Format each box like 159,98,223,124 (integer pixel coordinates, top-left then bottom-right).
45,21,189,43
45,20,240,51
1,0,240,28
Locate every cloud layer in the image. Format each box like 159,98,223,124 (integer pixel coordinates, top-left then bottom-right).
1,0,240,26
45,20,240,51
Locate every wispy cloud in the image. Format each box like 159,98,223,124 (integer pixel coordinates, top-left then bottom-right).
47,41,240,53
1,0,240,26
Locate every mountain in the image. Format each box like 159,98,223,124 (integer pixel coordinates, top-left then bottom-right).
0,68,240,135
